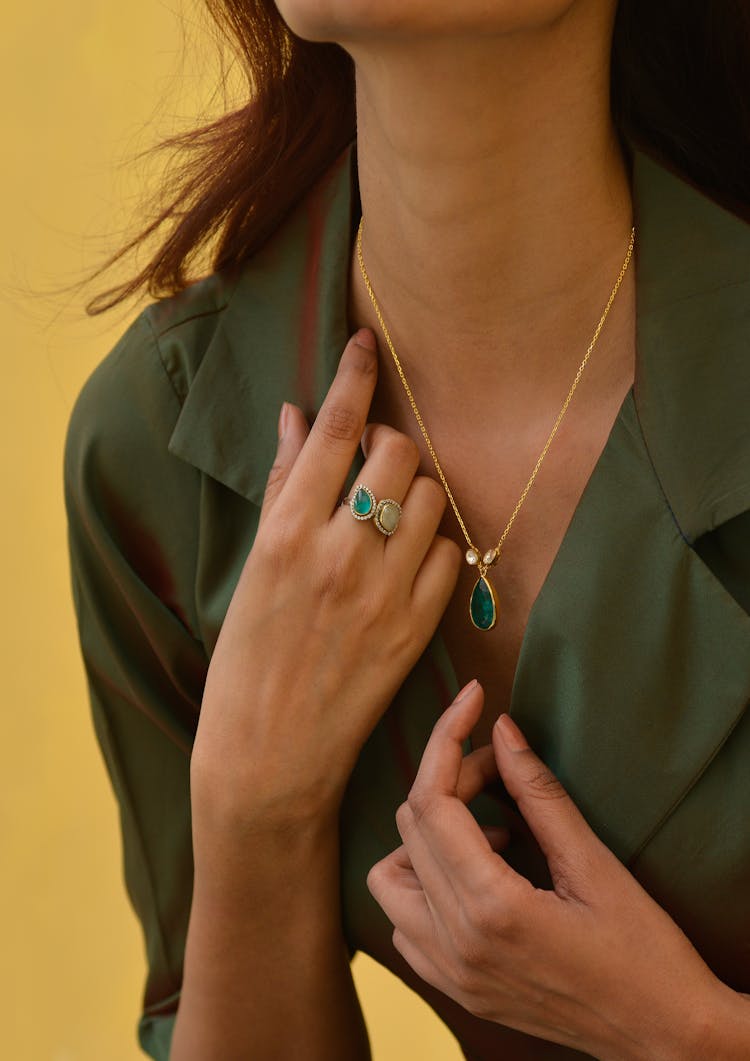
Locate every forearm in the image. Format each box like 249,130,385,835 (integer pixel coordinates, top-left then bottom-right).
170,816,370,1061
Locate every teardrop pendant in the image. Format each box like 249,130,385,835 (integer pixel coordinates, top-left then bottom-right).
469,574,497,631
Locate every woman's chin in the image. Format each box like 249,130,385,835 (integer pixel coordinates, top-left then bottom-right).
274,0,580,45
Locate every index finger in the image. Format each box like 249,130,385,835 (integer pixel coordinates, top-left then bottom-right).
283,330,378,520
407,683,519,891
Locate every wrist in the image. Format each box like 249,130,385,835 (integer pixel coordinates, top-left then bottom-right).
193,805,341,900
628,978,750,1061
190,755,344,842
686,981,750,1060
599,974,747,1061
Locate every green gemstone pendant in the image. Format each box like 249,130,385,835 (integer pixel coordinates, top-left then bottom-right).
469,574,497,630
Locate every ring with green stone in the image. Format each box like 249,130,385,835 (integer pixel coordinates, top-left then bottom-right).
347,483,377,520
344,484,402,536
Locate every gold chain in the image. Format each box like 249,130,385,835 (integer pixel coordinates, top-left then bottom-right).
355,217,635,578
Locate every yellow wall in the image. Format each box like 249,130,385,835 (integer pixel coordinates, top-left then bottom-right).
2,2,463,1058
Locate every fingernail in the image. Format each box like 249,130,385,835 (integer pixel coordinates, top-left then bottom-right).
495,713,528,751
454,678,478,705
278,401,289,440
353,328,376,350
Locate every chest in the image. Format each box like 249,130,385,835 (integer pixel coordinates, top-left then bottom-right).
366,346,636,749
426,410,630,748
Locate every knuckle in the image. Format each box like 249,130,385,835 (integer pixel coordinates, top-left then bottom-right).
449,949,494,1017
435,533,463,569
406,788,433,828
491,901,521,942
392,926,410,962
395,800,414,838
431,705,461,745
273,517,306,554
463,992,495,1022
264,460,287,496
316,403,363,448
551,862,588,904
420,475,449,510
461,892,498,941
254,518,305,571
384,616,419,662
344,338,378,377
365,860,386,895
387,430,420,469
451,943,485,994
460,880,524,944
358,574,387,613
313,550,357,601
525,764,569,801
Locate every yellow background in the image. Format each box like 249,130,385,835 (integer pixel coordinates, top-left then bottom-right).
2,2,463,1058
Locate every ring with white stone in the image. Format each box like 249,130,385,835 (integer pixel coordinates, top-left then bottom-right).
343,484,402,536
373,497,402,536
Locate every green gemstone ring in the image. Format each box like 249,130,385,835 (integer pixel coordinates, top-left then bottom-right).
348,484,376,519
344,484,402,536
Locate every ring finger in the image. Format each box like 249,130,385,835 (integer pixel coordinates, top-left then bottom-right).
382,474,450,577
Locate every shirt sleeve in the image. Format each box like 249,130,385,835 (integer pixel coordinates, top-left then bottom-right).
63,309,209,1059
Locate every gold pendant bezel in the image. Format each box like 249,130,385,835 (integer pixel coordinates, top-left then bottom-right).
469,574,497,631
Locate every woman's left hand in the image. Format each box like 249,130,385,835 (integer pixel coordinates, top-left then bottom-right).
366,679,736,1061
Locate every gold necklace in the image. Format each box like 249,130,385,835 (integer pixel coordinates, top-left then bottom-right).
356,217,636,631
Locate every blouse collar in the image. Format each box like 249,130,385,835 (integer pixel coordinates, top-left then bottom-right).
163,137,750,544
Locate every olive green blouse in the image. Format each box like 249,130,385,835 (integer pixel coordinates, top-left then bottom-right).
63,137,750,1061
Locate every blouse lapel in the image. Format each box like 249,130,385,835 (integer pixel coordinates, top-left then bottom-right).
631,149,750,541
468,149,750,867
498,387,750,866
165,143,356,507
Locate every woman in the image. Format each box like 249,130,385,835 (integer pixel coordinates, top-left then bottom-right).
63,0,750,1058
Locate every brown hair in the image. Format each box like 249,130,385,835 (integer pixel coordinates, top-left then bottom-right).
85,0,750,315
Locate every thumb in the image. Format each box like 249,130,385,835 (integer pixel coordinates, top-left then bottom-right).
492,713,601,896
257,401,310,531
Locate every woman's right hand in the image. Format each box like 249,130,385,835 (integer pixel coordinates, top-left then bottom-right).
190,328,463,839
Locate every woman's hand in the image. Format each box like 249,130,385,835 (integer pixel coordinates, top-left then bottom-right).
190,328,462,838
367,680,739,1061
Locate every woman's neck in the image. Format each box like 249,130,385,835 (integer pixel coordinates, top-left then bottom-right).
346,7,636,415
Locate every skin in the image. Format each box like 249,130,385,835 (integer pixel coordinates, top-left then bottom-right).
276,0,636,423
173,1,750,1057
